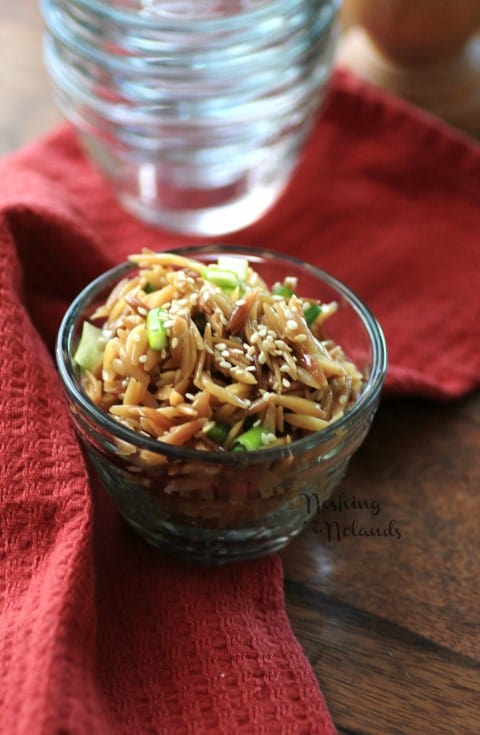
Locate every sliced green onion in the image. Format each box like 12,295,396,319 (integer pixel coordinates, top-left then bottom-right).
202,257,249,294
146,308,168,351
232,425,274,452
73,321,105,372
216,256,249,282
303,303,322,326
206,422,229,444
272,283,294,298
202,265,239,291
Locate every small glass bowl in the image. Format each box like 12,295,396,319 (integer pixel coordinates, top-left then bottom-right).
56,246,387,564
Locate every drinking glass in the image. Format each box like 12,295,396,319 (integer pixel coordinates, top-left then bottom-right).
41,0,340,235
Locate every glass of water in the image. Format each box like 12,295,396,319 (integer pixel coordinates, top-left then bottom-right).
41,0,340,236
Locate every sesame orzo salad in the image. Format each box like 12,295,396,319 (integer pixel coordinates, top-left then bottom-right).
73,250,364,454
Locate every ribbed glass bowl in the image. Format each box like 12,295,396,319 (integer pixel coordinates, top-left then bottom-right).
41,0,340,236
56,246,387,564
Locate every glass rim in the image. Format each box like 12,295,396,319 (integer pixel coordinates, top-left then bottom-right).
56,244,387,466
46,0,340,32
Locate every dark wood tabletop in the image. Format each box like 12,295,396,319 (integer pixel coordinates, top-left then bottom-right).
3,3,480,734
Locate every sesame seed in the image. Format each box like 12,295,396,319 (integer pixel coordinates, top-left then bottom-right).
219,360,232,369
294,334,307,343
171,337,179,349
138,307,147,317
178,406,197,417
282,378,291,388
258,353,267,365
234,397,251,409
221,349,230,358
286,319,298,331
216,342,227,350
139,355,148,364
261,433,277,446
202,420,216,434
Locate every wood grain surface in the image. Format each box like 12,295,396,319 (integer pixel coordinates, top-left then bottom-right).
2,3,480,734
281,394,480,734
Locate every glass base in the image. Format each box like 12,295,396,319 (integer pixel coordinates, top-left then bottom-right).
117,181,285,237
79,131,298,236
87,446,349,565
127,517,300,565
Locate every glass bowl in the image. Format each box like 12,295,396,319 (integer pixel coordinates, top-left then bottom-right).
56,245,387,564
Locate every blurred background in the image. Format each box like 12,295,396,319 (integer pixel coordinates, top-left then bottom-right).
2,0,480,157
1,1,60,154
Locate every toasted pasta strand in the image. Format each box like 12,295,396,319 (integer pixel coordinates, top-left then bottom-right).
272,394,327,419
284,414,331,432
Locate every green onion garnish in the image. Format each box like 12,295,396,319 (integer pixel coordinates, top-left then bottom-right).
202,257,249,294
202,265,240,291
303,303,322,326
232,425,273,452
272,283,294,298
73,321,105,372
146,308,168,350
216,256,249,282
206,422,229,444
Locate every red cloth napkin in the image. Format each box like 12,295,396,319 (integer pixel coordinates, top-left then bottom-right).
1,68,480,735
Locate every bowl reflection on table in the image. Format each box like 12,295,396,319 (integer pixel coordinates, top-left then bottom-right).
56,246,387,565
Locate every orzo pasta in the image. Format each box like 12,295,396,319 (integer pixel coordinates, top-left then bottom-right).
74,250,364,453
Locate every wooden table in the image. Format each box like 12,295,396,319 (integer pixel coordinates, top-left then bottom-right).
3,3,480,734
282,394,480,734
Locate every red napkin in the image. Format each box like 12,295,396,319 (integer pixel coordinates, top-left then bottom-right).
1,68,479,734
